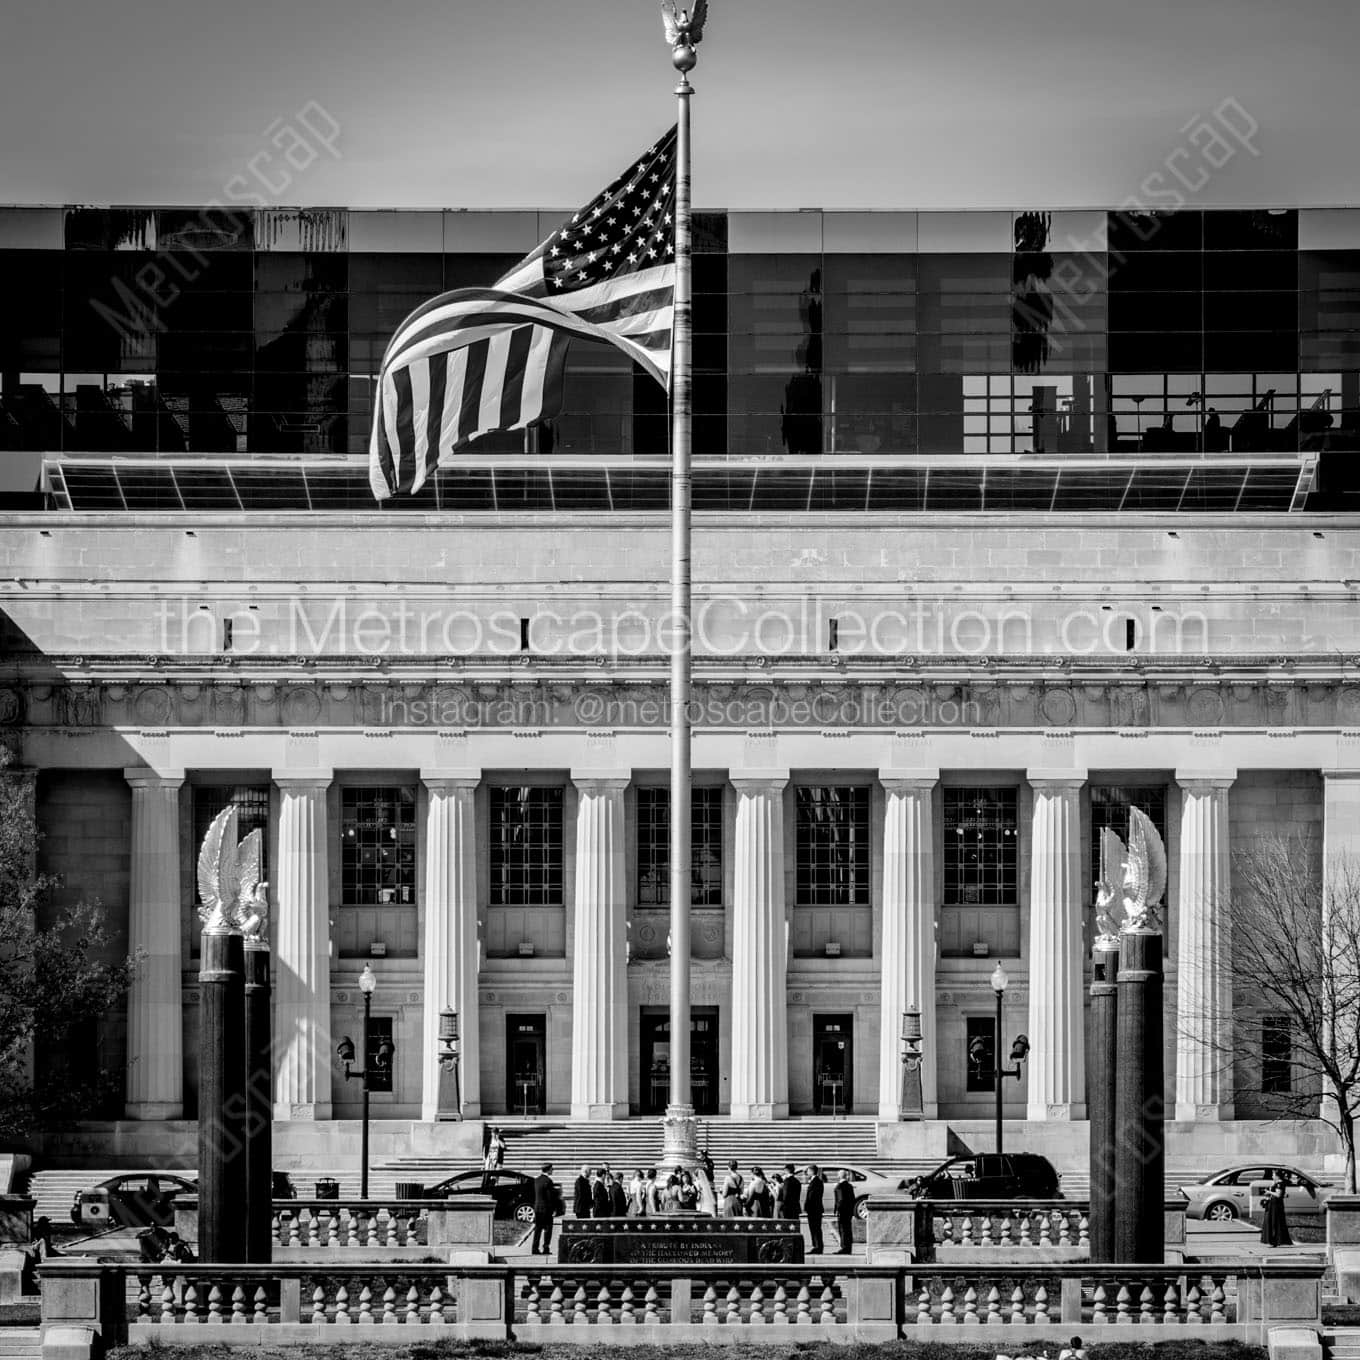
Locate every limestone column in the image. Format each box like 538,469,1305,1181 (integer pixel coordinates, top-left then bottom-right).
124,769,185,1119
273,775,332,1119
730,776,789,1120
878,774,939,1119
1175,773,1235,1120
421,774,481,1121
1025,773,1087,1120
570,775,629,1119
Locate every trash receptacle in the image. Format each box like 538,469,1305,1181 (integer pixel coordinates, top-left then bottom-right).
395,1181,425,1200
314,1178,340,1200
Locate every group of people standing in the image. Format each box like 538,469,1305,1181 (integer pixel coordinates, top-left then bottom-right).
716,1161,855,1254
573,1164,704,1217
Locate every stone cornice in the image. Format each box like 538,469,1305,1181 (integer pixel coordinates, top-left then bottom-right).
4,672,1360,731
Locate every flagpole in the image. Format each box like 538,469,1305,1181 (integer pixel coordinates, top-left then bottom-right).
662,13,700,1173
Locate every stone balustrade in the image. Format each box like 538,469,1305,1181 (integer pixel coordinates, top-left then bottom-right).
926,1202,1090,1253
37,1258,1323,1353
271,1200,432,1250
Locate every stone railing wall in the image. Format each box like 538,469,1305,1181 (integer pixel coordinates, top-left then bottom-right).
37,1258,1323,1353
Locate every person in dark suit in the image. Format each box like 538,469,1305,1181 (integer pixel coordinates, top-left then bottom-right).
778,1163,802,1220
572,1165,592,1219
591,1168,611,1218
531,1163,557,1255
609,1172,628,1216
804,1165,825,1253
833,1169,855,1253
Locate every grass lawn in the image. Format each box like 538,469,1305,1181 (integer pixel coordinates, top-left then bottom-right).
105,1340,1269,1360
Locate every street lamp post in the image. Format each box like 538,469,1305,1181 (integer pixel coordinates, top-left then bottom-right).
899,1008,925,1120
976,963,1030,1158
338,964,393,1200
437,1007,462,1119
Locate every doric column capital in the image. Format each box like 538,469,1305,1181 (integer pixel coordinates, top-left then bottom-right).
272,772,333,790
1175,770,1236,791
420,770,481,792
123,767,184,790
1026,770,1087,790
731,773,789,794
570,772,630,794
879,769,939,794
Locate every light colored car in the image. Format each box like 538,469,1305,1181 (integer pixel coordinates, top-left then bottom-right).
1178,1165,1329,1222
815,1163,908,1221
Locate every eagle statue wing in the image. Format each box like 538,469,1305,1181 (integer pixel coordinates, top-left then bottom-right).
661,1,680,44
689,0,708,40
196,805,239,929
236,828,263,902
1130,807,1167,913
1123,807,1167,931
1095,827,1125,943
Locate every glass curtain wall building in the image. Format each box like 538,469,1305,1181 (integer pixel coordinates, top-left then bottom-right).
2,205,1358,511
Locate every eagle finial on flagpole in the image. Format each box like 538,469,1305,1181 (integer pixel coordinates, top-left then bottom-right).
662,0,707,72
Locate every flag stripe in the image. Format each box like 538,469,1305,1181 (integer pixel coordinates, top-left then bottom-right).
459,339,490,446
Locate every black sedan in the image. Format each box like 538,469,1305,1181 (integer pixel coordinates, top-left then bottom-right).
425,1169,549,1223
71,1173,198,1229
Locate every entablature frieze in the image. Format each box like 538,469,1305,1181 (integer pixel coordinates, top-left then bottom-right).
6,670,1360,732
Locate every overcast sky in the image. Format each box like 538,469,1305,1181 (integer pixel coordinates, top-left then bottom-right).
2,0,1357,210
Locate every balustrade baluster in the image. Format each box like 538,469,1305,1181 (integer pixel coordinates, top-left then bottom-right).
1000,1212,1014,1245
1078,1214,1090,1248
1020,1214,1032,1246
1093,1284,1108,1324
1186,1281,1202,1323
1164,1283,1179,1324
963,1286,979,1323
288,1213,302,1249
137,1275,151,1320
160,1281,175,1325
726,1286,741,1324
1058,1214,1071,1246
596,1284,613,1325
1115,1284,1131,1324
357,1283,373,1324
940,1285,956,1323
749,1283,766,1324
548,1285,564,1324
937,1213,950,1245
773,1284,788,1323
1139,1285,1155,1324
254,1286,268,1324
405,1284,419,1324
230,1284,247,1323
619,1285,635,1323
334,1283,350,1323
306,1209,320,1249
1039,1214,1053,1247
1034,1284,1049,1322
525,1283,541,1324
961,1214,974,1246
572,1285,588,1325
645,1286,661,1324
798,1285,814,1325
206,1284,224,1324
1010,1284,1025,1324
981,1213,993,1246
311,1284,326,1323
986,1285,1001,1324
819,1286,835,1325
183,1283,199,1324
382,1283,398,1323
428,1284,446,1324
1210,1281,1226,1324
917,1286,932,1326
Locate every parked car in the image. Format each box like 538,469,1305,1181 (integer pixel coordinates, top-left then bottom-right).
71,1173,198,1229
424,1169,547,1223
815,1164,912,1221
903,1153,1062,1201
1178,1165,1330,1222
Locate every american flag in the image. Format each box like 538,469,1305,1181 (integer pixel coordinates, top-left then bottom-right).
369,127,677,499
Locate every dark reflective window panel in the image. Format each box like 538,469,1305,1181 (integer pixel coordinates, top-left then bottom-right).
1107,210,1203,253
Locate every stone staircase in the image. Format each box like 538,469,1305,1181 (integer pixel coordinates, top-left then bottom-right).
379,1116,899,1185
0,1331,41,1360
1327,1328,1360,1360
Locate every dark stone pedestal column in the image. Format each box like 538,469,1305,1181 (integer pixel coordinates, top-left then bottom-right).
1088,942,1120,1262
1113,929,1165,1263
198,930,246,1263
243,940,272,1263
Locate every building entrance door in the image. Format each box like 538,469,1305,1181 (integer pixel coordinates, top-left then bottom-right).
813,1014,853,1114
640,1007,718,1115
505,1014,546,1114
